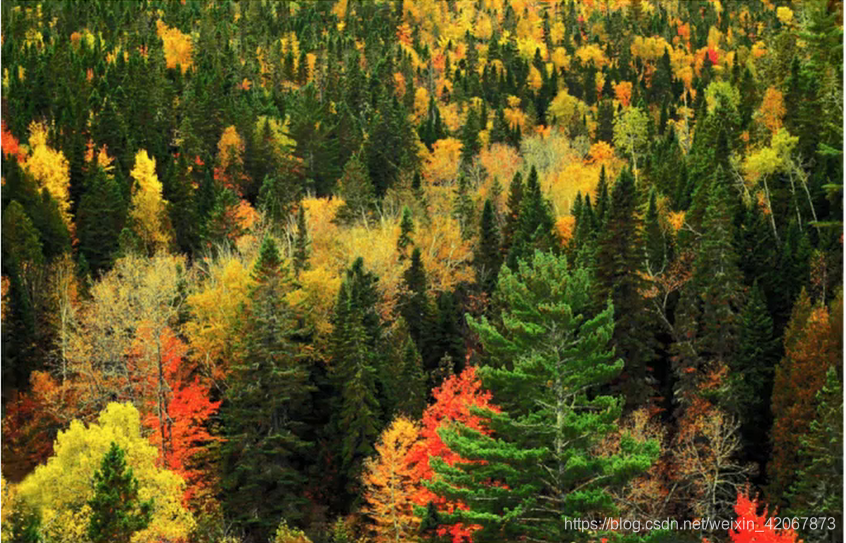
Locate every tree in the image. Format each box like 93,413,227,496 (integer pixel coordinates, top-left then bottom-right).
76,167,126,275
405,367,499,543
220,237,313,540
786,365,843,543
724,488,799,543
362,417,422,543
87,442,153,543
430,251,657,542
293,204,311,279
506,166,558,268
770,292,840,502
475,199,502,295
596,168,653,407
501,171,524,256
728,282,779,468
399,248,434,368
612,106,649,183
673,181,744,409
397,206,415,261
329,258,385,496
129,149,173,254
336,153,375,224
17,403,193,543
452,174,476,240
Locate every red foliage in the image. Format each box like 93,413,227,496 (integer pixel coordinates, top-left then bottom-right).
1,120,26,163
719,488,799,543
707,48,719,65
405,366,500,543
1,389,57,480
139,328,222,505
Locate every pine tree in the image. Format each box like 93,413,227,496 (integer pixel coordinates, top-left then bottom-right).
452,174,476,239
329,258,385,497
292,204,311,279
673,180,745,410
595,168,653,406
221,237,313,540
259,174,296,228
429,252,658,542
87,442,153,543
335,152,375,224
644,187,666,275
475,199,503,295
501,171,524,256
729,281,780,468
786,365,843,543
397,205,415,261
506,166,558,268
76,167,126,275
400,248,434,371
459,106,481,167
594,165,610,227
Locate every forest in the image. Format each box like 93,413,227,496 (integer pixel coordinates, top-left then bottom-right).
0,0,843,542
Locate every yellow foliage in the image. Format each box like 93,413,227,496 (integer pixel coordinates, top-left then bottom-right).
742,128,799,184
631,35,672,62
156,20,193,73
413,87,429,122
186,256,254,380
18,403,194,543
614,81,633,107
551,47,571,70
556,215,575,245
424,138,463,186
549,90,588,129
758,87,785,134
776,6,793,25
528,65,543,91
130,150,172,253
362,417,422,542
575,43,608,68
704,80,740,113
24,121,71,225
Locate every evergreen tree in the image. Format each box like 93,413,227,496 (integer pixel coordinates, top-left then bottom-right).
595,168,653,406
594,165,610,227
460,106,481,166
475,199,503,295
729,281,779,468
786,366,843,543
673,181,744,409
452,174,476,239
87,442,153,543
501,171,524,256
429,252,658,542
397,205,415,260
335,152,375,224
292,204,311,279
258,174,296,228
221,237,313,540
329,257,385,498
399,248,434,371
76,167,126,275
506,166,558,268
644,187,666,275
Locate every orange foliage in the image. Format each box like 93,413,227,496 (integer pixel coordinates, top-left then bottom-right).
156,19,193,73
424,138,463,186
1,121,25,163
759,87,786,134
722,488,799,543
136,328,222,505
405,367,499,543
363,417,422,542
614,81,633,107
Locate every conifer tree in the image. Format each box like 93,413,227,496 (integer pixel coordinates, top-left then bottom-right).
430,252,658,542
594,165,610,227
397,205,415,261
729,281,780,467
475,199,503,295
76,167,126,275
786,365,843,543
506,166,558,268
452,174,476,239
673,180,745,410
335,152,375,224
501,171,524,256
399,248,434,371
87,442,153,543
329,258,385,496
221,237,313,540
459,107,481,167
644,187,666,275
286,206,309,281
595,168,652,406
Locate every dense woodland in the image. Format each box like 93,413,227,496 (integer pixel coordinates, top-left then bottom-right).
0,1,843,542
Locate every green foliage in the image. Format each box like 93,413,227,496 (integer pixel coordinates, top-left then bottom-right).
430,251,657,542
87,442,153,543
